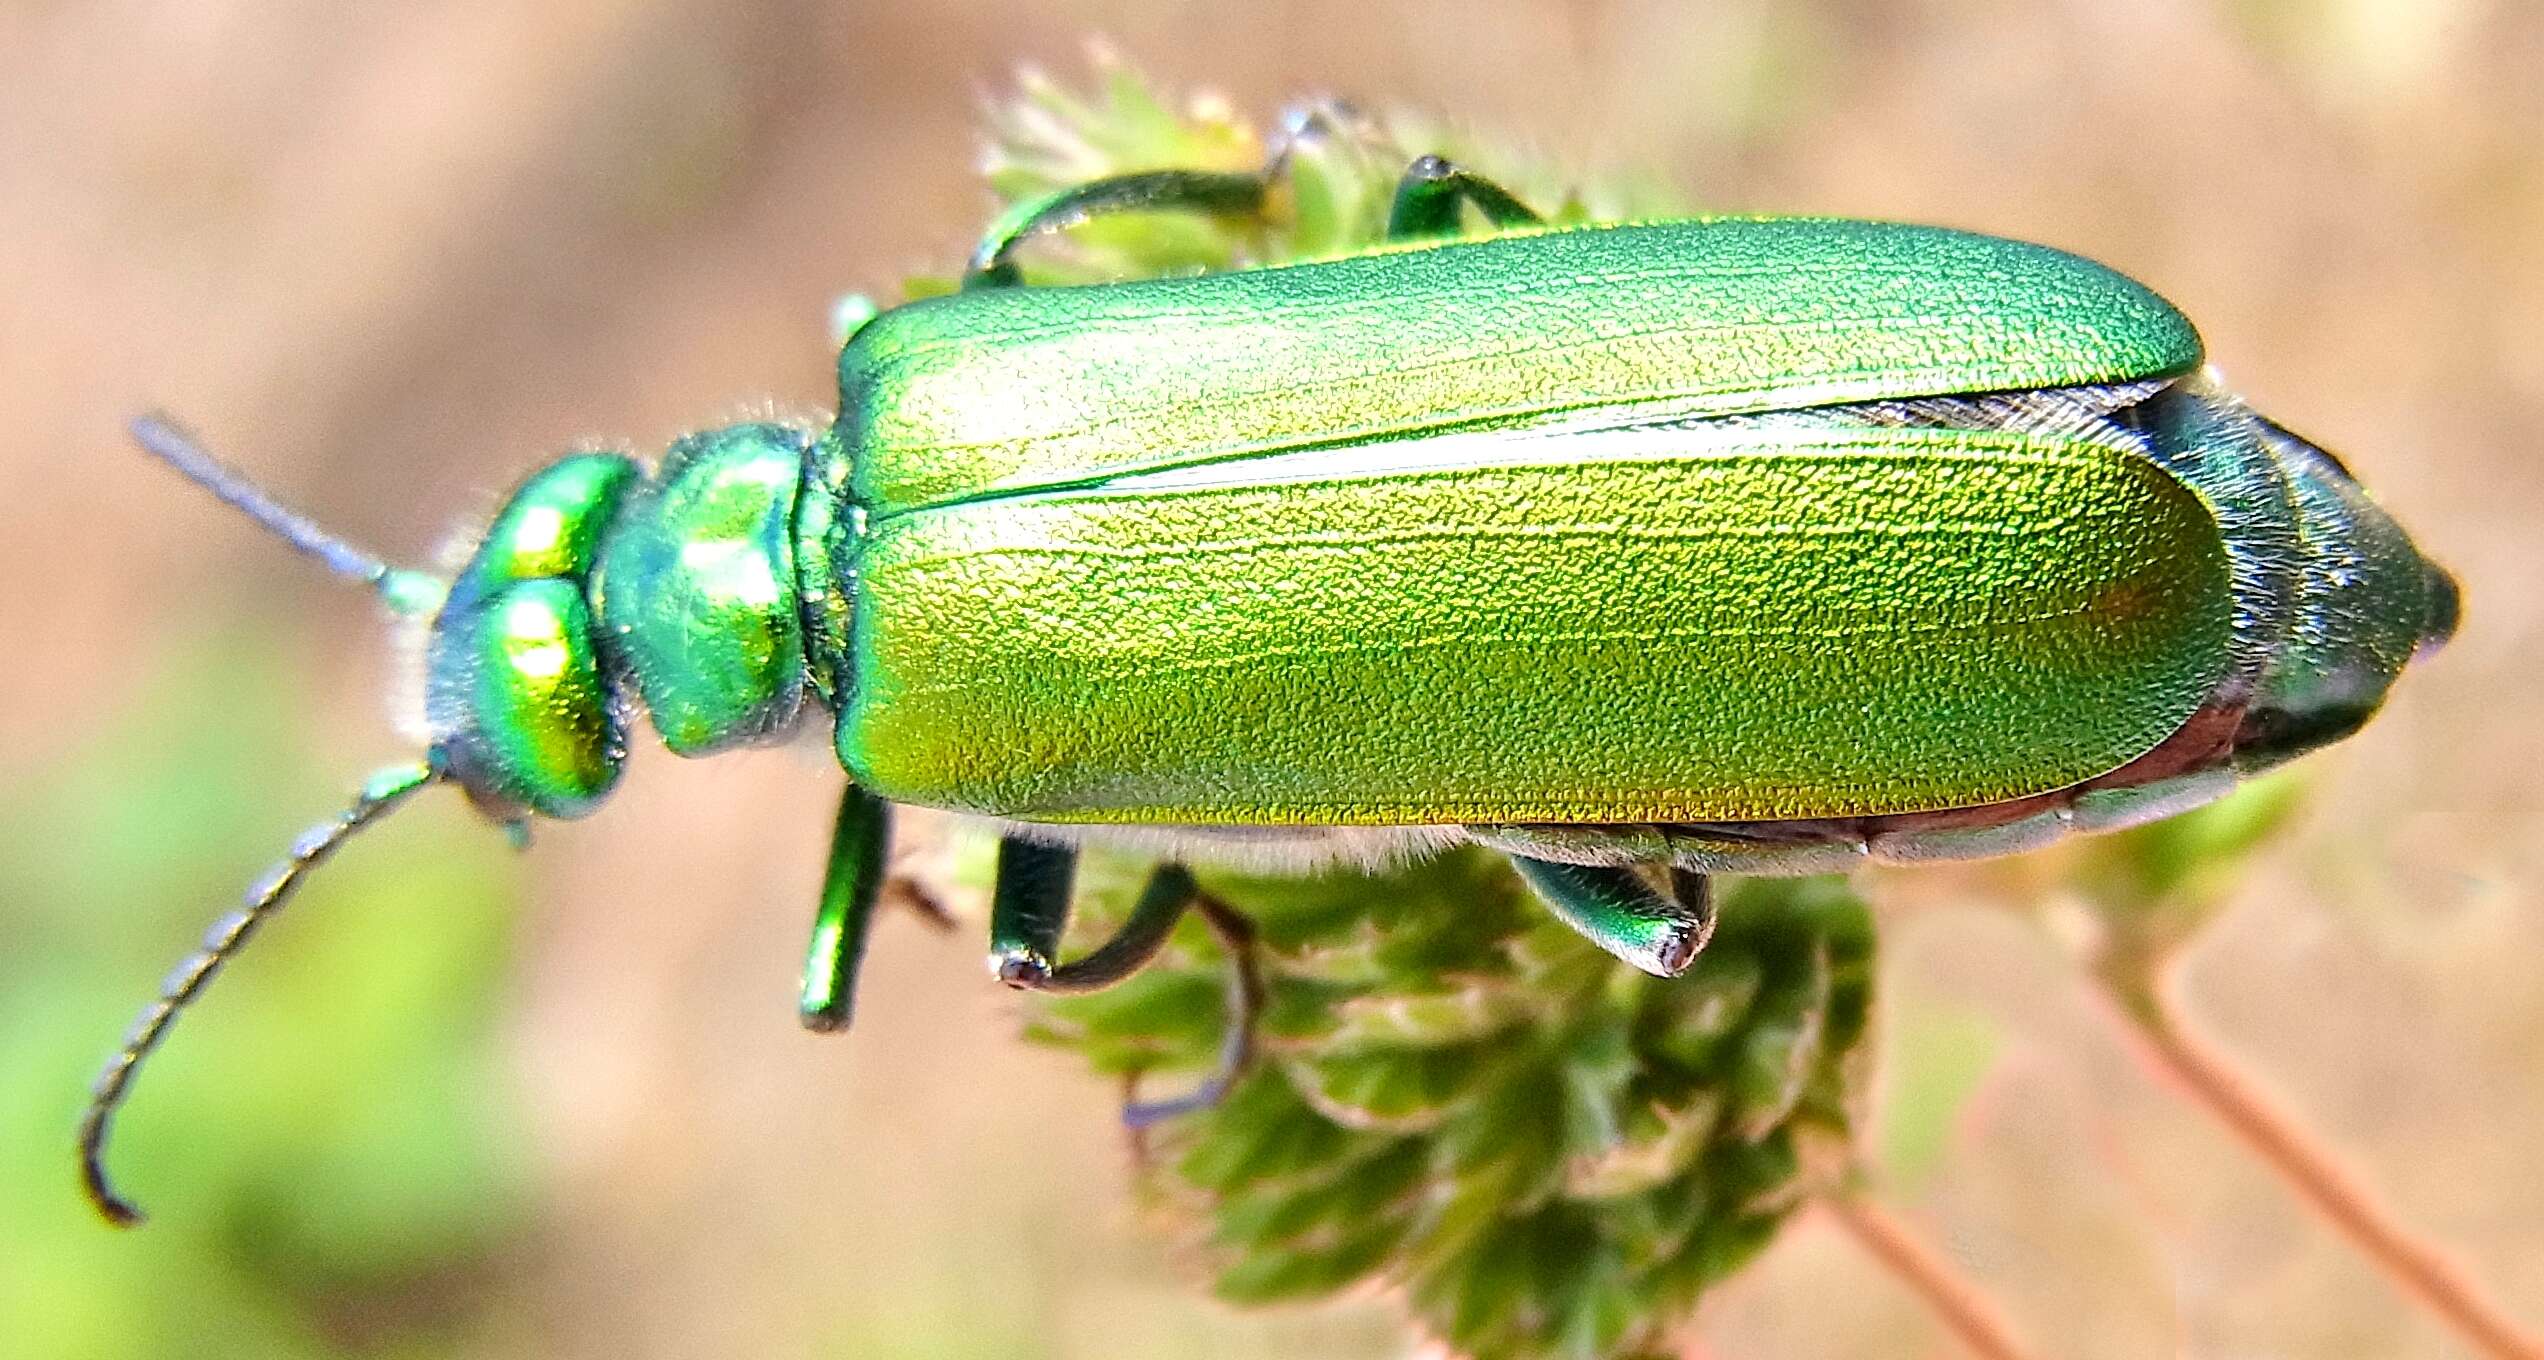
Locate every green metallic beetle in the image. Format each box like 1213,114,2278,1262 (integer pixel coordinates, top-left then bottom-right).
82,142,2457,1225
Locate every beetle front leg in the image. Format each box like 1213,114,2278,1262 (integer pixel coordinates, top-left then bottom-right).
799,785,894,1031
1507,856,1714,977
1385,155,1543,240
987,838,1263,1122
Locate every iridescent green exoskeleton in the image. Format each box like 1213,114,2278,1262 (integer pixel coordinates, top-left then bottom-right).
83,126,2458,1226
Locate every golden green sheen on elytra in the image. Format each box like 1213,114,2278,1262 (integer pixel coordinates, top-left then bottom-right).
462,579,621,817
596,423,808,756
838,422,2234,823
837,218,2203,512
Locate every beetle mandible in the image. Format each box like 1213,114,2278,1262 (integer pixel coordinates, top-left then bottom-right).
81,131,2458,1226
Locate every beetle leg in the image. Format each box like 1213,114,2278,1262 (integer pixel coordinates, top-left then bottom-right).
989,844,1209,992
963,103,1363,289
985,837,1080,982
1385,155,1543,240
967,107,1497,287
987,841,1263,1123
799,785,894,1032
1052,863,1206,989
1122,893,1263,1128
965,170,1268,288
1506,857,1715,977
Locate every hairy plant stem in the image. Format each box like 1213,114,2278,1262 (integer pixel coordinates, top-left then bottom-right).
1821,1194,2038,1360
2099,960,2544,1360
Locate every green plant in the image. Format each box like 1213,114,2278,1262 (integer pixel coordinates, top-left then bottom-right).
1033,849,1871,1360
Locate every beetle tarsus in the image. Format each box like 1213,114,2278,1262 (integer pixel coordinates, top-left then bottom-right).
964,169,1268,288
994,950,1053,987
980,845,1261,1123
990,857,1210,993
887,877,959,933
1508,855,1716,977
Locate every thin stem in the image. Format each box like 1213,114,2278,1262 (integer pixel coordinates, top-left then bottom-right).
2102,967,2544,1360
1823,1193,2037,1360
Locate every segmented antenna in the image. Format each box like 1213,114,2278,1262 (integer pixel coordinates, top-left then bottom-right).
79,761,442,1227
129,413,446,617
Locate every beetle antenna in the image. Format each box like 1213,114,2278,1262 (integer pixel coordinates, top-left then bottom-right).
78,760,444,1227
130,412,447,618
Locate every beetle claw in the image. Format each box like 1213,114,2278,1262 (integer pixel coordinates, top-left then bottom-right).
994,950,1053,987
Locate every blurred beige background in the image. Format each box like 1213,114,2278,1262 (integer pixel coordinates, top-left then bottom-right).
3,1,2539,1357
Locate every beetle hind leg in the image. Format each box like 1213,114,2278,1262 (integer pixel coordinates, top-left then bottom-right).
964,100,1369,289
990,842,1197,989
988,838,1264,1123
1507,855,1715,976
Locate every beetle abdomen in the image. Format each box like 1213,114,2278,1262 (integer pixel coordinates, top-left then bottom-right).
837,414,2236,824
838,218,2203,513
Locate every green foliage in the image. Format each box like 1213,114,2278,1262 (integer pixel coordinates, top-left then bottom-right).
960,46,1685,295
1033,850,1873,1360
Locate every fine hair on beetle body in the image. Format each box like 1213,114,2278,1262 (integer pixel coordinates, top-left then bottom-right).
79,114,2457,1229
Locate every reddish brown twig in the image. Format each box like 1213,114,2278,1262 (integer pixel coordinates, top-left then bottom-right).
2101,968,2544,1360
1823,1193,2038,1360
